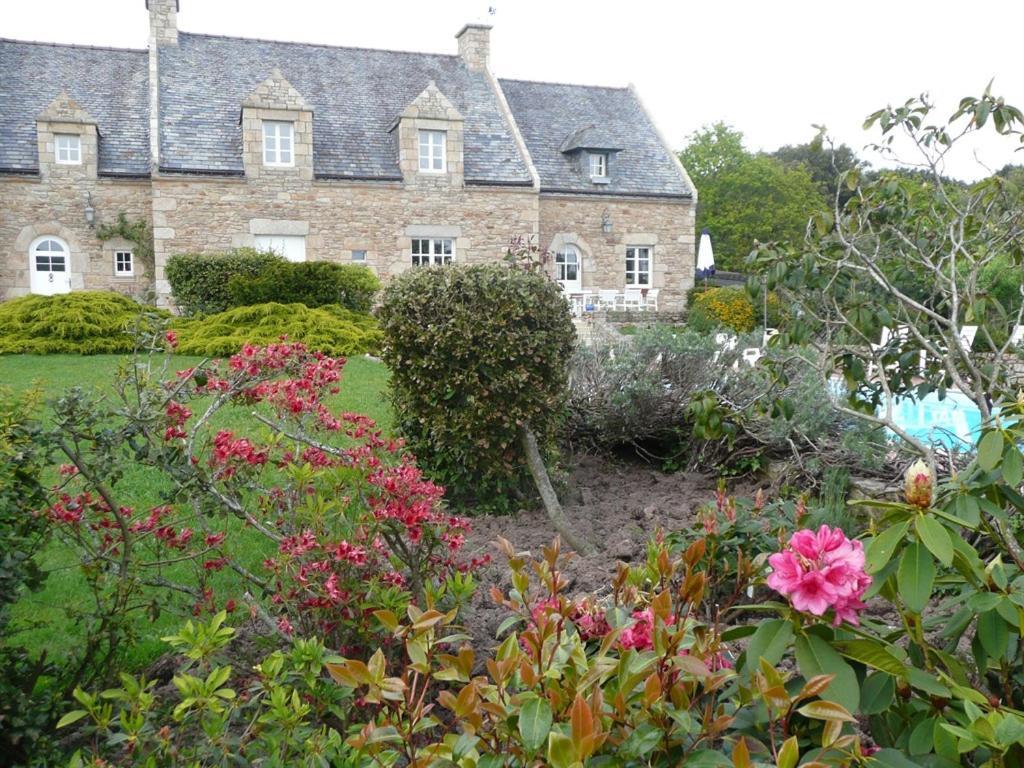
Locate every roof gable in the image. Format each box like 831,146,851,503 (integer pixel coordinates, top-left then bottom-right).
37,91,98,125
398,80,464,123
242,68,312,112
499,78,691,197
0,39,149,175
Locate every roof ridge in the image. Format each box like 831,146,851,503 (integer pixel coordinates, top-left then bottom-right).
179,31,460,60
0,36,146,54
498,76,629,91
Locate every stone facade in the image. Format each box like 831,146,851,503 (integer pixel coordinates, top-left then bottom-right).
539,195,695,308
0,3,696,310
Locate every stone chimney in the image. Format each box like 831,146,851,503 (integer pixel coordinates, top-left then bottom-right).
146,0,179,46
455,23,491,71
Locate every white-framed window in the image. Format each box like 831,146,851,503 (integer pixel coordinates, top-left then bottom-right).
114,250,134,277
411,238,454,266
262,121,294,167
55,134,82,165
351,250,367,262
254,234,306,262
418,130,446,173
625,246,651,287
589,152,607,178
556,245,580,284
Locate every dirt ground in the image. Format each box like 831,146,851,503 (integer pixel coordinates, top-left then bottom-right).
460,453,740,653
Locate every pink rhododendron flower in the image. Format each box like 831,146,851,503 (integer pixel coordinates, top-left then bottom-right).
904,459,933,509
767,525,871,626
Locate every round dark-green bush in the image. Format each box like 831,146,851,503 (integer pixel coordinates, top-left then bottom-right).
378,264,575,513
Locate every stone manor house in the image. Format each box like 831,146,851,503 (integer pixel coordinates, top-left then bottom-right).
0,1,697,309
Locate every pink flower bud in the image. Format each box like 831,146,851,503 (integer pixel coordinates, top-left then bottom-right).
904,459,933,508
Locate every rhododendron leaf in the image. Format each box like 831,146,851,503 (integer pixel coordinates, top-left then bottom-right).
953,494,981,526
866,521,910,573
915,516,954,567
834,639,906,677
860,673,895,715
909,716,937,755
905,667,951,698
871,747,933,767
1002,445,1024,486
517,697,552,753
56,709,89,729
978,429,1004,472
794,634,859,714
897,543,934,614
977,610,1010,660
738,619,792,681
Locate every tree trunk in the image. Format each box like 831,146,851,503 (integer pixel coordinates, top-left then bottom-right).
519,424,596,555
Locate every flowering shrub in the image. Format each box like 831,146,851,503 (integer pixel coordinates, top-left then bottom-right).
39,333,483,681
688,286,756,332
767,525,871,625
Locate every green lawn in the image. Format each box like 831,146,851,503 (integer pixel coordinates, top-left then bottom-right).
1,353,392,668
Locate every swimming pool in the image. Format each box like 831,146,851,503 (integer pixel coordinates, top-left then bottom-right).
886,389,984,449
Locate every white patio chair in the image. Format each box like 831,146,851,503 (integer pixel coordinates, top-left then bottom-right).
732,347,763,369
715,332,738,352
644,288,660,311
622,288,644,311
958,325,978,352
597,289,620,311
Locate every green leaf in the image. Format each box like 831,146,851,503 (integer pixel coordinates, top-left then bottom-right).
546,732,576,768
897,543,935,614
860,673,895,715
977,610,1009,660
777,736,799,768
871,748,926,767
796,700,857,722
834,639,906,676
866,521,910,573
915,516,954,567
794,633,859,714
906,667,950,698
978,429,1004,472
909,716,936,755
738,619,793,680
518,698,553,753
1002,445,1024,487
56,709,90,729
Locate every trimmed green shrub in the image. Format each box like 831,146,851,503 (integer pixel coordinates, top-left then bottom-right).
227,261,380,312
377,264,575,513
171,302,381,356
0,292,168,355
166,248,284,315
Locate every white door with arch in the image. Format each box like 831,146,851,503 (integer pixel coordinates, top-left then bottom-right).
29,236,72,295
555,245,582,293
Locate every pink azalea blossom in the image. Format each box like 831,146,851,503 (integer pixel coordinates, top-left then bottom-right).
767,525,871,626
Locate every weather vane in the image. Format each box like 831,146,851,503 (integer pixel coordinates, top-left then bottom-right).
488,6,497,15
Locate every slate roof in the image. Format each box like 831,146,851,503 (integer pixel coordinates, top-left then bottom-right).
500,79,692,197
0,39,150,176
157,32,533,184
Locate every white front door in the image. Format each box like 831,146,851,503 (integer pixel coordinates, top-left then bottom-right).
29,237,71,295
556,245,582,293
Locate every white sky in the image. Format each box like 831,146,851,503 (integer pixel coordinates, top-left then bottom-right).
5,0,1023,180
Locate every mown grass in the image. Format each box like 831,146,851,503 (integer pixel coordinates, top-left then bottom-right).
0,353,392,668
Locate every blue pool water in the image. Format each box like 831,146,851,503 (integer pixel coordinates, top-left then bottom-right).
886,389,984,449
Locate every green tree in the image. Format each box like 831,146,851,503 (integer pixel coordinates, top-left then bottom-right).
679,124,825,270
772,137,860,207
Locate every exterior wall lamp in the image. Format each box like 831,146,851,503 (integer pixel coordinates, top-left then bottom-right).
601,210,612,234
84,192,95,228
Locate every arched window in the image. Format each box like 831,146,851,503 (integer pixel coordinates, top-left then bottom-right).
555,245,581,291
29,236,71,295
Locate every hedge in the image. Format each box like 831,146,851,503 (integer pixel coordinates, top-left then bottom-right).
0,292,168,355
377,264,575,513
166,249,284,316
227,261,380,313
171,302,382,357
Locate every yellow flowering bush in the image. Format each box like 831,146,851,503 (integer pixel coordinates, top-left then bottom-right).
688,287,756,332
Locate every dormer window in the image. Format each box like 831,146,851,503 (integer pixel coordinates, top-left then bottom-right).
263,121,294,167
418,130,446,173
589,152,607,179
56,134,81,165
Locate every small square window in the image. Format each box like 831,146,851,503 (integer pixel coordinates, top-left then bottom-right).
351,250,367,262
625,246,651,287
411,237,454,266
418,130,446,173
114,250,134,277
56,134,81,165
263,121,295,167
254,234,306,262
589,153,607,178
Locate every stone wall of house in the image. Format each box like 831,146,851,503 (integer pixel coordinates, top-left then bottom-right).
150,175,540,302
538,193,696,311
0,176,152,300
